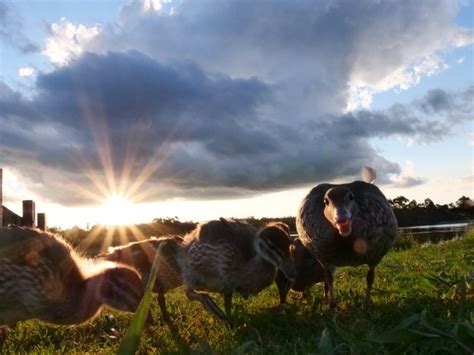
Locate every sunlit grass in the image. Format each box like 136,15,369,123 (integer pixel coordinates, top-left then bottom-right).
2,231,473,353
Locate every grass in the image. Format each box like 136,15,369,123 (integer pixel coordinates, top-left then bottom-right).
2,230,473,354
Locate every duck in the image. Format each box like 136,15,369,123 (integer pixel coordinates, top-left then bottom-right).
296,167,398,306
158,218,297,325
0,226,145,326
100,235,184,324
275,237,334,305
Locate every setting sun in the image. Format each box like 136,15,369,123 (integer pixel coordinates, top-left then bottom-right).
99,195,136,226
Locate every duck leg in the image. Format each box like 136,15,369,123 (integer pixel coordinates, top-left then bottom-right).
223,292,233,318
302,287,313,303
185,288,230,326
275,273,291,305
323,282,329,301
324,266,336,307
365,266,375,306
157,292,173,325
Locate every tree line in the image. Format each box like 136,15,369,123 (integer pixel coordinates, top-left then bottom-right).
52,196,473,255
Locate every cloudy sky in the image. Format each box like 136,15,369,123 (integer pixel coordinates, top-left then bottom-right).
0,0,473,228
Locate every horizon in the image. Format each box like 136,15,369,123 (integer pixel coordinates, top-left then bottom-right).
1,0,473,229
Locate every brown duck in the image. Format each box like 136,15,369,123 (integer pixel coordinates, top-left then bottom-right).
101,235,184,324
0,226,145,326
158,218,297,325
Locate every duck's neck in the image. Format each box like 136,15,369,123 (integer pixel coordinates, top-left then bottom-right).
44,277,103,325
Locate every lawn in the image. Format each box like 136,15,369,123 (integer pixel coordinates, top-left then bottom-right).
2,231,473,354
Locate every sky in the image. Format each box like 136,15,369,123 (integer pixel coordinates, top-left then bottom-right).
0,0,473,229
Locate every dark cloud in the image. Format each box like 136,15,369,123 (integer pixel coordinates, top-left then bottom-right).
0,2,38,53
419,89,452,113
1,48,472,205
416,87,474,122
317,110,446,144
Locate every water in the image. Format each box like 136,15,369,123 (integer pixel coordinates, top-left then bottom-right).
290,221,472,239
399,222,470,230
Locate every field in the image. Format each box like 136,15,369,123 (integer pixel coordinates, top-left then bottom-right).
2,231,473,354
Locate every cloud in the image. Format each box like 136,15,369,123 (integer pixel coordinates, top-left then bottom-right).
44,1,470,112
0,2,38,53
18,66,34,77
415,87,474,122
453,28,474,47
42,18,100,65
390,161,425,188
1,47,472,205
2,0,473,206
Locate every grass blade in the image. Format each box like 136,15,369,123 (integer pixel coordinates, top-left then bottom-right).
319,328,334,355
117,251,161,355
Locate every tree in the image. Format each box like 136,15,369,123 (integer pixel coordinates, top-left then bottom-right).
423,198,436,209
456,196,473,208
392,196,409,209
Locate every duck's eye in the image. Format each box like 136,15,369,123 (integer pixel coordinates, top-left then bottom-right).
348,193,354,201
323,198,329,206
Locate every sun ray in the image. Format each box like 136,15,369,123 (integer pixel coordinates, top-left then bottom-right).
118,122,147,197
118,226,130,247
78,225,105,254
99,226,116,254
122,118,188,201
77,90,118,196
75,154,113,198
127,224,147,242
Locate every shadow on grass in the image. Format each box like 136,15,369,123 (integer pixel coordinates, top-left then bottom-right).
229,294,473,354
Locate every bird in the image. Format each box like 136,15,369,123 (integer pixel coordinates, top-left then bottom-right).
275,236,334,305
100,235,184,324
296,167,398,306
158,218,297,325
0,226,145,327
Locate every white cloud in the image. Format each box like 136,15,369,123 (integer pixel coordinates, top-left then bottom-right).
118,0,173,25
18,66,34,77
42,18,100,65
346,86,375,111
457,57,465,64
142,0,172,12
453,28,474,47
414,55,447,78
1,168,41,206
348,55,449,111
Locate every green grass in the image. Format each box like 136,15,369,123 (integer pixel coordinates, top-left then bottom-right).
2,231,473,354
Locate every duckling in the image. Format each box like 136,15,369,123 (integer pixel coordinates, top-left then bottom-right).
297,167,398,306
159,218,296,325
0,226,145,326
275,237,334,305
100,235,184,324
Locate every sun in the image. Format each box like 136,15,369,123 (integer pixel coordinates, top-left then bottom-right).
99,194,136,226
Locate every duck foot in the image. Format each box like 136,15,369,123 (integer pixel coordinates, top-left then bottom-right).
185,288,231,328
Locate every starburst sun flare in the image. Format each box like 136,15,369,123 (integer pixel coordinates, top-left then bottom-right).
99,194,136,226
